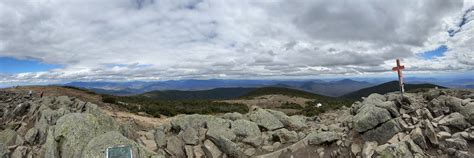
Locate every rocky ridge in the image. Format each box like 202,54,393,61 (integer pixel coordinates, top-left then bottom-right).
0,88,473,157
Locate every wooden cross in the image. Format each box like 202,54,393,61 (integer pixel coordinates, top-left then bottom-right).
392,59,405,96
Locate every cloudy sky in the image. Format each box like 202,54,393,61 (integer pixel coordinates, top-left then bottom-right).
0,0,473,85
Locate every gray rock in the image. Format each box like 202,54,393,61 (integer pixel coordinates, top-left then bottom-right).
307,131,341,145
181,127,199,145
365,93,386,103
351,143,361,156
361,141,377,158
171,115,214,130
244,148,256,156
154,130,166,148
423,120,439,145
410,127,427,150
267,109,306,130
166,135,185,157
454,150,472,158
12,146,28,158
208,135,242,157
82,131,154,158
231,119,261,137
24,127,38,145
242,135,263,147
445,96,464,112
272,128,298,144
438,112,471,130
374,101,400,118
461,103,474,124
43,128,59,158
184,145,194,158
378,141,413,157
222,112,244,121
362,119,400,144
53,113,119,157
193,145,205,158
0,128,19,146
12,102,30,117
428,96,450,117
202,139,223,158
248,108,284,131
353,104,392,133
437,131,451,140
445,137,468,151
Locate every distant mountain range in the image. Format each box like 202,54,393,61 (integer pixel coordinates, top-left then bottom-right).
342,81,445,99
64,79,375,97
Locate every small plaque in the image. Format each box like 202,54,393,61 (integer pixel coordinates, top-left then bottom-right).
106,145,133,158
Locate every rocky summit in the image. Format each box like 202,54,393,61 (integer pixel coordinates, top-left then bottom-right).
1,88,474,157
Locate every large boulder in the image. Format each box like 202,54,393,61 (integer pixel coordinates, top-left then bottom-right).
166,135,185,157
248,109,284,131
353,104,392,133
271,128,299,144
231,119,261,137
438,112,471,131
378,141,413,157
222,112,244,121
52,113,119,157
25,127,39,145
82,131,155,158
444,137,468,151
202,139,223,158
307,131,341,145
207,135,243,157
362,119,401,144
459,103,474,124
181,127,199,145
0,129,21,146
267,109,306,130
427,96,450,117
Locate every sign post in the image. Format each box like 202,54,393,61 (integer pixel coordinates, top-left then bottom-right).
392,59,405,97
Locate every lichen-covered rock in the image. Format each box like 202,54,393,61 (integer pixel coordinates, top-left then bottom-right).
410,127,427,150
0,129,19,146
307,131,341,145
378,141,413,157
25,127,38,145
207,134,243,158
83,131,155,158
361,141,377,158
12,146,28,158
166,135,185,157
267,109,306,130
362,119,401,144
231,119,261,137
271,128,298,144
52,113,119,157
202,139,223,158
222,112,244,121
353,104,392,133
248,108,284,131
444,137,468,151
181,127,199,145
438,112,470,131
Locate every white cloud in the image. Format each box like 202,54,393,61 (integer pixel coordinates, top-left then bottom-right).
0,0,472,84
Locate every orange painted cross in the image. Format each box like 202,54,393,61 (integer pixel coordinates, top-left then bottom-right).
392,59,405,96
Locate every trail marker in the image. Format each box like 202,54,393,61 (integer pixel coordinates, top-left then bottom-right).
392,59,405,97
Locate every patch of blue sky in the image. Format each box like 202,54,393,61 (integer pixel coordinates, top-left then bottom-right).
0,56,62,74
420,45,448,59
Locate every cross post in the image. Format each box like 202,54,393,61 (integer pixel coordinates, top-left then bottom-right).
392,59,405,97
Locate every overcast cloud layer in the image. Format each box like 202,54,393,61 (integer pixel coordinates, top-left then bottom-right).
0,0,473,84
